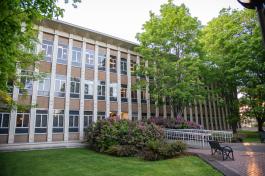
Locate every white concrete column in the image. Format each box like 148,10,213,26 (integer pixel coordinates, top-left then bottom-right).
136,56,142,120
204,100,209,129
47,33,59,142
93,44,99,122
29,28,43,143
221,107,226,130
64,35,73,142
207,88,214,129
117,49,121,116
145,61,150,119
199,101,203,127
163,97,166,118
184,106,187,120
155,105,159,117
106,47,110,118
217,104,222,130
127,52,132,120
194,100,199,124
79,40,86,140
189,103,193,122
8,68,21,143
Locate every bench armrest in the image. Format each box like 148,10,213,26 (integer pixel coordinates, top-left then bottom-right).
223,146,233,151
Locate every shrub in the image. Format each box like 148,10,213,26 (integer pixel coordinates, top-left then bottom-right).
86,119,164,152
105,145,138,157
141,140,187,161
148,116,201,129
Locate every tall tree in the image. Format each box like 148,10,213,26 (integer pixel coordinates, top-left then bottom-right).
0,0,80,109
136,0,206,118
200,8,265,132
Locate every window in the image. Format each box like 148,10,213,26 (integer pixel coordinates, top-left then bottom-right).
86,49,94,68
72,47,82,67
132,112,138,121
35,110,48,133
55,75,66,97
38,76,50,96
98,53,106,70
109,83,118,101
142,113,147,121
120,58,127,74
110,55,117,72
131,90,137,103
0,113,9,134
70,77,80,98
84,111,93,128
69,111,79,132
121,84,127,102
97,81,105,100
16,113,29,133
97,112,105,121
141,91,147,103
19,70,33,94
131,60,136,73
84,80,93,99
53,110,64,133
42,40,53,62
57,43,68,64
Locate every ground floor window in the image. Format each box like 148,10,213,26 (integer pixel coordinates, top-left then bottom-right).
0,113,9,134
84,111,93,129
53,110,64,133
35,110,48,133
16,113,30,134
69,111,79,132
132,112,138,121
97,112,105,121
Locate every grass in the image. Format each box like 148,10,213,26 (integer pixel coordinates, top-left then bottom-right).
238,130,260,143
0,148,222,176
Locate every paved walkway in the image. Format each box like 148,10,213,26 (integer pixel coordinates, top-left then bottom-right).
188,143,265,176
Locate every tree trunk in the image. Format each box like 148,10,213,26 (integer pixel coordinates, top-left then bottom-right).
256,117,264,132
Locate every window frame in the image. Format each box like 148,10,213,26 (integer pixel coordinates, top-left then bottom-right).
15,113,30,134
69,111,79,132
72,47,82,67
98,53,106,70
38,75,50,96
110,55,117,72
54,75,66,97
121,84,127,102
84,80,93,99
0,113,10,134
120,58,127,75
53,110,64,133
42,40,53,62
109,83,118,101
35,110,48,134
57,43,68,64
85,49,94,68
70,77,80,98
97,81,106,100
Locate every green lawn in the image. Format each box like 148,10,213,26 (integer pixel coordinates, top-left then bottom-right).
238,130,260,143
0,148,221,176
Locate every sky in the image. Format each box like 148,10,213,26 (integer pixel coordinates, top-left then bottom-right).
58,0,243,43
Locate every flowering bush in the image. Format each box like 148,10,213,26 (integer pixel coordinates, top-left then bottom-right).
147,116,201,129
86,119,164,152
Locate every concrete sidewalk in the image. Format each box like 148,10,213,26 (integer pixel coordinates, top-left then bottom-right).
188,143,265,176
0,141,88,152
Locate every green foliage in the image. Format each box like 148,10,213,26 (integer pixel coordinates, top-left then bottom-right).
200,8,265,132
135,0,206,117
86,119,164,152
0,0,80,109
141,140,186,161
105,145,138,157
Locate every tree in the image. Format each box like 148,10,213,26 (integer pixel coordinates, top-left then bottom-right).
200,8,265,132
136,0,206,118
0,0,80,110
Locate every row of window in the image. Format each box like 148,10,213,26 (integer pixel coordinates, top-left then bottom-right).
0,111,103,134
22,73,147,101
42,40,136,74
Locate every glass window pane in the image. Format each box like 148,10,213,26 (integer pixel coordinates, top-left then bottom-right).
35,115,41,127
74,116,79,127
59,115,64,127
42,115,47,127
69,116,73,127
76,83,80,93
16,114,23,127
84,116,88,127
53,116,58,127
23,115,29,127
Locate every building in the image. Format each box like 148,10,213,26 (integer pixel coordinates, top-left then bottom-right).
0,20,230,145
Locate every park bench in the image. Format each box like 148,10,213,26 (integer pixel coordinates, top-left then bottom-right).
260,131,265,143
208,140,234,160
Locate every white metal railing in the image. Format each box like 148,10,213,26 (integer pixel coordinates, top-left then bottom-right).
164,129,233,148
